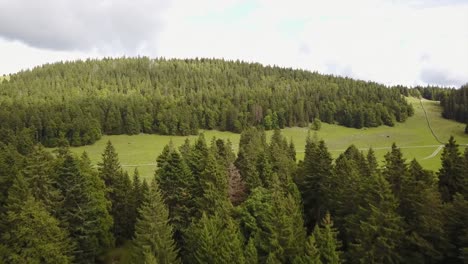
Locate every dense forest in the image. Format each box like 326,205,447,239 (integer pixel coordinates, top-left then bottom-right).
439,84,468,133
0,128,467,263
0,58,414,147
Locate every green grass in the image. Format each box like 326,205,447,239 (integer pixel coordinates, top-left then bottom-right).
70,97,468,180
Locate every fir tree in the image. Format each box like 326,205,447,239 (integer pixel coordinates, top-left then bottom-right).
98,140,121,191
383,143,407,199
293,235,323,264
301,137,333,230
0,174,73,264
313,213,342,264
185,212,245,264
131,180,180,264
244,238,259,264
438,136,465,202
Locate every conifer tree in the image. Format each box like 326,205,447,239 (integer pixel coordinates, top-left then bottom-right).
293,235,323,264
131,180,180,264
112,171,135,244
444,193,468,262
313,213,342,264
301,137,333,230
156,145,196,241
0,174,73,264
98,140,121,191
21,145,61,214
383,143,407,199
57,152,114,262
185,212,245,264
438,136,465,202
244,238,259,264
197,151,230,215
348,173,404,263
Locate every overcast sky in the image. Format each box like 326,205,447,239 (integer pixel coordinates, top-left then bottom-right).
0,0,467,87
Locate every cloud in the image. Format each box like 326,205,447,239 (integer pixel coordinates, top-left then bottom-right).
420,68,465,87
0,0,170,55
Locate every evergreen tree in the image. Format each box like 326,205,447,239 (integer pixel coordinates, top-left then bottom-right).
197,151,230,215
313,213,342,264
301,137,333,230
438,136,465,202
293,235,322,264
444,193,468,263
244,238,259,264
57,152,113,262
156,145,196,242
184,212,245,264
98,140,121,192
111,171,135,244
131,180,180,264
21,145,61,214
348,173,404,263
383,143,407,199
0,174,73,264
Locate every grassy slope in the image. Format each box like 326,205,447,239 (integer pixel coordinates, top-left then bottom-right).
70,97,468,179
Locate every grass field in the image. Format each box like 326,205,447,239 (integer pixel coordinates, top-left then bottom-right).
70,97,468,179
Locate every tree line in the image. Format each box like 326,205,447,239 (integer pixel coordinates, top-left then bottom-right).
0,128,466,263
0,58,414,147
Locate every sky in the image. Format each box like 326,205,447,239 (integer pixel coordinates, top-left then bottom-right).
0,0,467,87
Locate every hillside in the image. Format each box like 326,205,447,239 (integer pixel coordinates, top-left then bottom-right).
71,96,468,178
0,58,412,147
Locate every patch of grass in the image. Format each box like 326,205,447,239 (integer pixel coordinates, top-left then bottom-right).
69,97,468,180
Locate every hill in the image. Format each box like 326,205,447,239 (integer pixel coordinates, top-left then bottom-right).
70,96,468,178
0,58,412,147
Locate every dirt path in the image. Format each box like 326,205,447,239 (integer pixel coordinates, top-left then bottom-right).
423,145,444,160
420,98,444,144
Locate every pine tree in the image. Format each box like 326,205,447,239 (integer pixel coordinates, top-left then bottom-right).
444,193,468,262
313,213,342,264
383,143,407,199
131,180,180,264
301,137,333,230
348,173,404,263
112,171,135,244
438,136,465,202
293,235,323,264
197,151,230,215
98,140,121,191
57,152,114,262
185,212,245,264
21,145,61,214
244,238,258,264
0,174,73,264
156,145,196,242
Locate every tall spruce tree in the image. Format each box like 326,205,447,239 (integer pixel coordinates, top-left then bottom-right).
184,212,245,264
131,180,180,264
438,136,465,202
383,143,407,199
301,136,333,230
313,213,342,264
57,152,113,262
0,174,73,264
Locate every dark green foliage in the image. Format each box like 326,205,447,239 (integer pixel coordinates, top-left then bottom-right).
0,143,23,215
56,152,114,262
438,136,465,202
300,136,333,230
131,180,180,264
156,144,196,241
111,171,135,244
347,173,404,263
0,174,73,264
293,235,322,264
440,84,468,125
184,212,245,264
383,143,408,199
235,128,267,190
21,145,62,214
98,140,121,190
0,58,414,147
238,186,307,263
313,213,342,264
444,194,468,263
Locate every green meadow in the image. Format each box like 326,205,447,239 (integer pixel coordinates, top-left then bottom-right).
70,97,468,179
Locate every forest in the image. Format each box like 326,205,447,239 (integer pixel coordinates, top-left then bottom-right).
0,127,467,263
439,84,468,133
0,58,414,147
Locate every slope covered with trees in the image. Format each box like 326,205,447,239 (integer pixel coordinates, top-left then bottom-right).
439,84,468,133
0,58,413,146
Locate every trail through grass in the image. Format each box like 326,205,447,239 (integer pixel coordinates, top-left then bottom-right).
69,97,468,179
